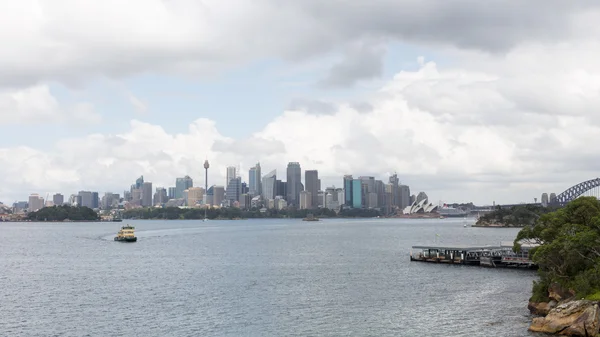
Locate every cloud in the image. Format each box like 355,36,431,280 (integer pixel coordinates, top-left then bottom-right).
0,85,101,125
1,1,598,89
287,98,337,115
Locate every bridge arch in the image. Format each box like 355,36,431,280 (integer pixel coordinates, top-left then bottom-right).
555,178,600,204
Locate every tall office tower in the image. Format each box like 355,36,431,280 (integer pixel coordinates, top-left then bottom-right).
249,166,257,195
53,193,64,206
299,191,311,210
262,170,277,200
352,179,362,208
168,187,176,200
541,193,549,207
389,173,400,207
375,180,385,209
141,182,153,207
175,175,193,199
343,175,353,207
135,176,144,189
226,177,242,204
305,170,319,209
226,166,237,187
286,162,302,207
399,185,411,209
186,187,205,207
276,180,287,198
255,163,262,196
91,192,99,209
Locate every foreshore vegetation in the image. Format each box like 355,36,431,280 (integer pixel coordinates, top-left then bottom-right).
122,207,381,220
476,204,561,227
514,197,600,302
27,205,100,221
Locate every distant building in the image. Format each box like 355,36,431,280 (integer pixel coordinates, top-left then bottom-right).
53,193,64,206
186,187,205,207
550,193,557,204
299,191,311,210
262,170,276,201
101,192,120,209
286,162,302,207
167,187,176,200
399,185,411,209
275,196,287,210
153,188,168,206
239,193,251,209
226,166,237,187
28,194,44,212
305,170,319,209
141,182,153,207
175,176,193,199
343,175,353,207
541,193,549,207
225,177,242,205
78,191,93,208
213,186,225,207
352,179,362,208
249,163,262,197
403,198,438,214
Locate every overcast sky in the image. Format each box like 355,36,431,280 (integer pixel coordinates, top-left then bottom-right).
2,0,600,205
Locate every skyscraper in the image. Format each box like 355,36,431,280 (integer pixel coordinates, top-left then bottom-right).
352,179,362,208
399,185,411,209
175,176,193,199
249,166,257,196
389,173,400,207
343,175,353,207
28,194,44,212
305,170,319,209
141,182,153,207
226,166,236,187
226,177,242,205
262,170,277,200
286,162,302,207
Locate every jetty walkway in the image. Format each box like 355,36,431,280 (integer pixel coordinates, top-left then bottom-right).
410,241,537,269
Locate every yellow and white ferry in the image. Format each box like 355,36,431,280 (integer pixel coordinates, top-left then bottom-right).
114,225,137,242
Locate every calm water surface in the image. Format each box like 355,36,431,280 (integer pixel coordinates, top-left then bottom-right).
0,218,542,336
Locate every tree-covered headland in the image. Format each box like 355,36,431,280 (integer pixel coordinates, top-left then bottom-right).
476,204,561,227
122,206,381,220
514,197,600,302
27,205,100,221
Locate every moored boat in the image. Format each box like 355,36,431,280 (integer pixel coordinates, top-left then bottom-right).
114,225,137,242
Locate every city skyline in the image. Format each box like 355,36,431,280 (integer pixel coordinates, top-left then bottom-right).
1,2,599,205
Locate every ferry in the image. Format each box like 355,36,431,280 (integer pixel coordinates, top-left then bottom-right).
114,225,137,242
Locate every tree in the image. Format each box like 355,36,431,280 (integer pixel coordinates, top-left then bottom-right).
514,197,600,301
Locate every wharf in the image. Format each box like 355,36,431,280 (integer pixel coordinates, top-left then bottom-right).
410,241,537,269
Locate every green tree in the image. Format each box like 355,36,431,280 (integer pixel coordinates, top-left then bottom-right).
514,197,600,301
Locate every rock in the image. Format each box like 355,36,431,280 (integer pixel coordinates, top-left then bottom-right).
529,300,558,316
549,283,575,302
529,300,600,336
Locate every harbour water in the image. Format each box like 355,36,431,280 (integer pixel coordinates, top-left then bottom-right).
0,218,541,336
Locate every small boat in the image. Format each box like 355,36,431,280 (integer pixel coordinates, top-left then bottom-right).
114,225,137,242
302,214,320,222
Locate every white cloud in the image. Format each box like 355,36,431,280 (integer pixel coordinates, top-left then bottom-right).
0,85,101,125
3,45,600,204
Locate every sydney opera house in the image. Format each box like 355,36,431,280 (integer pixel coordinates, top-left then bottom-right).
402,197,438,215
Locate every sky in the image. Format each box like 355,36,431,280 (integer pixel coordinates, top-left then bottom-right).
2,0,600,205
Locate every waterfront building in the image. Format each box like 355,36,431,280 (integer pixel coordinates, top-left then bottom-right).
186,187,205,207
226,177,242,204
213,186,225,207
168,187,176,199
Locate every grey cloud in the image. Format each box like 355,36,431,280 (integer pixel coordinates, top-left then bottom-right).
288,98,337,115
293,0,596,53
319,44,385,88
351,102,374,113
212,137,286,155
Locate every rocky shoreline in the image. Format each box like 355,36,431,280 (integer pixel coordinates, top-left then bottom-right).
528,285,600,336
472,220,525,228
